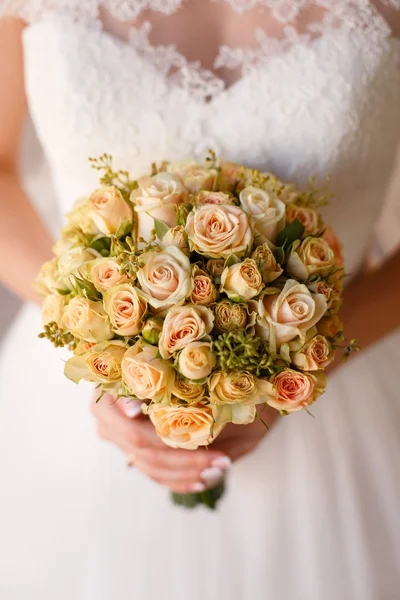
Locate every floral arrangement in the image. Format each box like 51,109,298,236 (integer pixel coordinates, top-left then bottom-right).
36,153,358,509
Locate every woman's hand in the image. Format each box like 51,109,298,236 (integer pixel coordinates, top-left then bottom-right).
92,393,233,493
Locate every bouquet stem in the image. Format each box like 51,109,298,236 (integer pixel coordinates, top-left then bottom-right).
171,478,225,510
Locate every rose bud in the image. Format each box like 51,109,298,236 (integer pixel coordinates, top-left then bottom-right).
142,316,164,345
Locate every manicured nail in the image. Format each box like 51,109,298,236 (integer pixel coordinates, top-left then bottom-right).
211,456,232,470
190,482,206,493
124,400,142,418
200,467,224,487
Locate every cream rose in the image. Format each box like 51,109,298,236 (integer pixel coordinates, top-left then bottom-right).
178,342,216,380
64,341,126,385
147,402,223,449
133,173,188,241
136,246,193,310
239,186,286,244
58,247,100,278
213,299,248,332
161,226,189,255
220,259,264,302
52,226,87,256
195,191,233,205
265,369,326,413
34,258,69,296
88,258,129,293
322,225,344,268
185,204,253,259
286,237,336,281
171,379,206,403
191,267,217,306
103,284,147,336
258,279,328,350
159,304,214,359
286,204,320,235
169,160,218,194
292,335,336,371
62,296,113,342
88,186,133,235
209,371,271,424
122,342,175,401
42,294,66,326
206,259,226,277
251,242,283,283
64,197,99,235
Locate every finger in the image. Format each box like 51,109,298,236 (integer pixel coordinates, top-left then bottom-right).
92,394,166,451
136,446,229,472
213,438,258,462
116,397,143,419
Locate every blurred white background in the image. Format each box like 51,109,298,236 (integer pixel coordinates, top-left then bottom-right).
0,121,399,340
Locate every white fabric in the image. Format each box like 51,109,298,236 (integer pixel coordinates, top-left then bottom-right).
0,2,400,598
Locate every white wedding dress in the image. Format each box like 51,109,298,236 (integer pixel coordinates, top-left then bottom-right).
0,2,400,599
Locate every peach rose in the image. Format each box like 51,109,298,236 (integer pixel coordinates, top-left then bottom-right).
308,280,333,309
322,225,344,268
185,204,253,258
239,186,286,244
64,341,126,385
158,304,214,359
62,296,113,342
191,267,217,305
250,242,283,284
258,279,327,350
292,335,336,371
206,259,226,277
178,342,216,380
213,299,248,332
171,379,206,403
88,186,133,235
195,191,233,205
136,246,193,310
147,402,223,450
42,294,66,326
161,226,190,255
209,370,271,424
286,204,320,235
103,284,147,337
317,315,343,338
286,237,336,281
88,258,129,294
169,160,218,194
265,369,326,413
122,341,175,401
133,173,188,241
220,259,264,302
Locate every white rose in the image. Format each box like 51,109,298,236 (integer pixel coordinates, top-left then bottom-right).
178,342,216,380
239,186,286,244
158,304,214,359
185,204,253,258
258,279,327,351
136,246,193,310
133,172,188,241
122,341,175,401
220,259,264,302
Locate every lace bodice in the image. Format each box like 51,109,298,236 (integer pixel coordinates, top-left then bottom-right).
2,0,400,276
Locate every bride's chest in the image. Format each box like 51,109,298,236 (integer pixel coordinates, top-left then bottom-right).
23,20,400,187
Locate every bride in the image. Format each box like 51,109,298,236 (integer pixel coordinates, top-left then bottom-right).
0,2,399,599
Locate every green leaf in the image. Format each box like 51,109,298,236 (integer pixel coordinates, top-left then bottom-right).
224,254,239,268
276,218,305,248
153,218,170,241
272,246,285,265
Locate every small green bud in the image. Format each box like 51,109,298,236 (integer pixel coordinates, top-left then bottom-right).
142,316,164,345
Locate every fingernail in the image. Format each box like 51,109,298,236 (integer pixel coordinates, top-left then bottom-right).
123,399,142,419
190,482,206,493
211,456,232,470
200,467,224,487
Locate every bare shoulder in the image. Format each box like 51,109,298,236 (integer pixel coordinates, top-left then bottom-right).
372,1,400,37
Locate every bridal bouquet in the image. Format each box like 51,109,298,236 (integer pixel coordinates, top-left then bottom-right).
36,153,357,509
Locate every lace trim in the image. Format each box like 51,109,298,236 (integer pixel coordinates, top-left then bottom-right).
1,0,398,102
